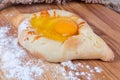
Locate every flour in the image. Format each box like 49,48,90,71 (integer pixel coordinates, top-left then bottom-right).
61,61,103,80
18,19,30,35
94,67,103,73
0,27,44,80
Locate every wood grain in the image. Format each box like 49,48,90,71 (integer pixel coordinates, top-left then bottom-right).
0,2,120,80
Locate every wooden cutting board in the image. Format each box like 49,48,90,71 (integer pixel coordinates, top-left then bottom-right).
0,2,120,80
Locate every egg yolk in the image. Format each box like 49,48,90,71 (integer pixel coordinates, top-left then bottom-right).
55,20,77,36
30,12,78,42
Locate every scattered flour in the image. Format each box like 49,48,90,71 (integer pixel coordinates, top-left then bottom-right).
0,27,44,80
61,61,103,80
0,26,103,80
94,67,103,73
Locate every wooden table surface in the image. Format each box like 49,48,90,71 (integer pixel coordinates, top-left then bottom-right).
0,1,120,80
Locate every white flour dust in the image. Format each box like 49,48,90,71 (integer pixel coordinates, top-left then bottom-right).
0,27,44,80
60,61,103,80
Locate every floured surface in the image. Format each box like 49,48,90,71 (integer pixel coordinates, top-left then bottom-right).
0,26,45,80
0,26,106,80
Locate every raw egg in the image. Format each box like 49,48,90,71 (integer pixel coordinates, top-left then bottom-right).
30,11,78,42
